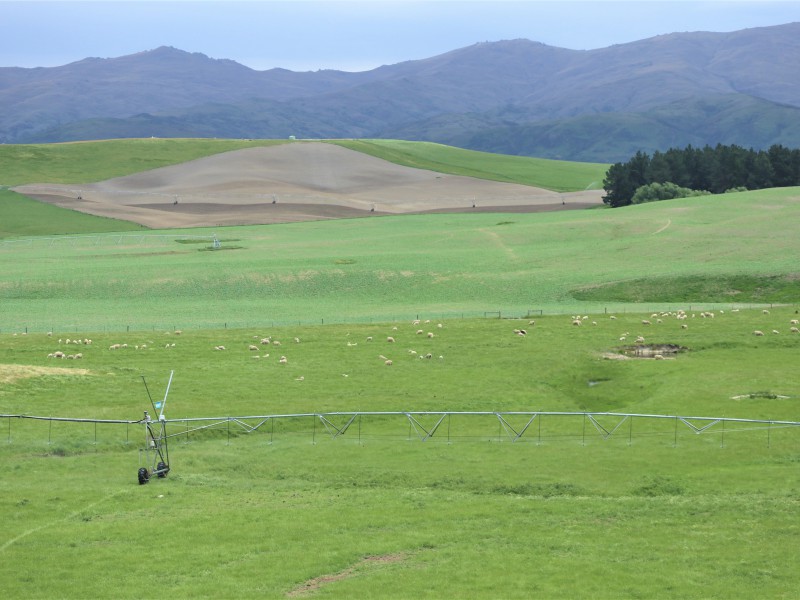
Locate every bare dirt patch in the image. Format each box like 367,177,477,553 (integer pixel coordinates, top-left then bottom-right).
0,364,90,384
14,142,603,228
286,553,407,597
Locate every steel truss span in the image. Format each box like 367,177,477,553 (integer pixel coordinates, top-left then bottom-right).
4,411,800,446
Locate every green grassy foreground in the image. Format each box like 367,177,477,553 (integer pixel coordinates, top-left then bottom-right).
1,311,799,598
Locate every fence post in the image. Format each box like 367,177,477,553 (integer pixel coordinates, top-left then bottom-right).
674,416,678,447
582,413,586,446
538,414,542,446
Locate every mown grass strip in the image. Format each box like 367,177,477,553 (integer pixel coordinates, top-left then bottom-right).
328,138,609,191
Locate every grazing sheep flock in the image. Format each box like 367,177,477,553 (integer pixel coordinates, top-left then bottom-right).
5,308,796,387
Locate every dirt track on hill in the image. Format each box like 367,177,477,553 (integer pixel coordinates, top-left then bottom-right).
13,142,604,228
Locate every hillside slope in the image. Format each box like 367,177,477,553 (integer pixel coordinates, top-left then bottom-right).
3,23,799,160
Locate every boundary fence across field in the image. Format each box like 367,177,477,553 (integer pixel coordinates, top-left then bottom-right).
0,304,780,335
3,411,800,449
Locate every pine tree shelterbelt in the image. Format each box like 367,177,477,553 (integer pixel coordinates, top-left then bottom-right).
602,144,800,207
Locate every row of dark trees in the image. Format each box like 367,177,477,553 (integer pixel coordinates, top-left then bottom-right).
602,144,800,207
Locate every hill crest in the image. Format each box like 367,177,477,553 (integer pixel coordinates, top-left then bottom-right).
2,23,799,161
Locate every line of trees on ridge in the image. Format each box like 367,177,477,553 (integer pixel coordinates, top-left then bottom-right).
602,143,800,207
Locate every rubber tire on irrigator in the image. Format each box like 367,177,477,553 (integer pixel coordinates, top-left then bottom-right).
157,461,168,478
138,467,150,485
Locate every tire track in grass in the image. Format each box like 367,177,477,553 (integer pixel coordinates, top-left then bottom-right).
478,228,518,264
652,219,672,235
0,489,127,554
287,553,408,597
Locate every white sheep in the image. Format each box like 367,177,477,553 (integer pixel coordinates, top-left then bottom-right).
249,345,259,351
641,320,651,325
385,359,393,366
790,327,799,334
387,336,395,343
427,332,434,338
416,329,424,335
279,356,288,364
753,330,764,337
572,319,582,326
790,319,799,325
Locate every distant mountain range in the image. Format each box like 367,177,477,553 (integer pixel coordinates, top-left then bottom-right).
2,22,799,162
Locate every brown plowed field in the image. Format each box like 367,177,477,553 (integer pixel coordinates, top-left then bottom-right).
14,142,604,228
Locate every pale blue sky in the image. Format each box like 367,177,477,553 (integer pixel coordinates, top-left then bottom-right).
2,1,799,71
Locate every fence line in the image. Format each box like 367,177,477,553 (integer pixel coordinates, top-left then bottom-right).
4,411,799,448
1,304,777,335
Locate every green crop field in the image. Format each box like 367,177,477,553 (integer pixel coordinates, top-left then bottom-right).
328,139,608,192
1,139,799,598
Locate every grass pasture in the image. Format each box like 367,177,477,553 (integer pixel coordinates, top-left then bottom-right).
327,139,608,192
2,186,800,332
1,138,800,598
1,310,799,598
